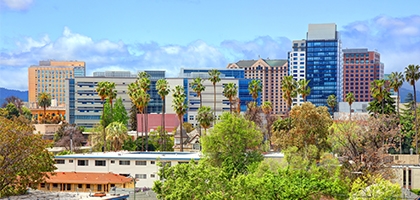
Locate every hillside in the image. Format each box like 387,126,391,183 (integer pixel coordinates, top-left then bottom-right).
399,87,420,103
0,87,28,106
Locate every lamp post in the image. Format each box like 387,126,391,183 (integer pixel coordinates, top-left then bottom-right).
129,174,136,200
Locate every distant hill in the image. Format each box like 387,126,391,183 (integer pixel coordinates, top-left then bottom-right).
0,88,28,106
398,87,420,103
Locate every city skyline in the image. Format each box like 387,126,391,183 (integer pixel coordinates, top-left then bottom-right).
1,0,420,91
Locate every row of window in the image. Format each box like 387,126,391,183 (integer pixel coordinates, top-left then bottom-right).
345,65,378,69
55,159,156,166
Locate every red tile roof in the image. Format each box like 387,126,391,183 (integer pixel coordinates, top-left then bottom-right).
44,172,132,184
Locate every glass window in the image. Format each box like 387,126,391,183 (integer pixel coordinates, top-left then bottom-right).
136,161,147,166
55,159,65,164
119,160,130,165
95,160,106,166
77,160,88,166
135,174,147,179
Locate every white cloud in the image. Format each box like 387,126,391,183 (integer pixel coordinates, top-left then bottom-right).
0,0,33,11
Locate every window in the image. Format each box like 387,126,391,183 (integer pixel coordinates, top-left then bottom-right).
40,183,45,188
151,174,156,178
53,184,58,188
136,161,147,166
111,160,115,164
86,184,91,189
78,184,83,189
97,185,102,191
95,160,106,166
77,160,89,166
151,161,155,165
119,160,130,165
55,159,65,164
135,174,147,179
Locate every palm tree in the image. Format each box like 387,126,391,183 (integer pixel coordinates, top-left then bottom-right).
138,74,151,151
156,79,170,150
96,81,111,152
327,94,337,115
370,79,386,114
281,76,297,116
345,92,355,121
37,92,51,123
389,72,404,117
297,79,311,102
208,69,221,120
191,77,206,108
261,101,272,146
128,82,150,151
248,79,262,103
197,106,214,136
223,83,238,113
105,122,129,151
405,64,420,154
172,85,188,152
108,82,117,110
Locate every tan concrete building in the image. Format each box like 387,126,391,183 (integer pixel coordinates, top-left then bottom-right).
227,58,288,115
28,60,86,107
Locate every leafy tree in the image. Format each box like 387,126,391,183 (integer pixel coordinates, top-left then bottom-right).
297,79,311,102
96,81,112,152
244,101,262,128
248,79,262,103
172,85,188,152
122,137,156,151
196,106,214,136
281,75,297,116
1,96,24,115
208,69,221,120
404,92,414,103
349,175,401,200
0,116,56,197
148,126,174,151
105,122,129,151
405,64,420,153
345,92,355,120
112,97,129,125
389,71,404,116
4,103,19,119
329,115,399,182
37,92,51,123
223,82,237,113
327,94,337,115
367,91,396,115
272,102,332,161
156,79,170,150
55,123,85,151
202,112,263,175
399,103,415,153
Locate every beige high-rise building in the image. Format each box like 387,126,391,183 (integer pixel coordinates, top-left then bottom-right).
28,60,85,107
227,58,288,115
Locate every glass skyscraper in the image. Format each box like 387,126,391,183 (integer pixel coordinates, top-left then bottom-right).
305,24,343,107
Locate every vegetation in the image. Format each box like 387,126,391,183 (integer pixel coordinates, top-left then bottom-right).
0,116,56,197
172,85,188,152
281,75,297,116
405,64,420,153
345,92,355,120
223,82,237,113
297,79,311,102
327,94,337,114
96,81,116,152
37,92,51,123
196,106,214,136
208,69,221,121
248,79,262,102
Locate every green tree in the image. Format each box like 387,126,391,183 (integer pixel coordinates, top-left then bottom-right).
223,82,238,113
297,79,311,102
105,122,129,151
248,79,262,103
1,96,24,115
349,175,401,200
148,126,174,152
208,69,221,120
129,103,138,131
112,97,128,125
107,82,117,111
272,102,332,161
370,79,387,114
4,103,19,119
96,81,111,152
281,75,297,116
0,116,56,197
345,92,355,121
172,85,188,152
367,91,396,115
201,112,263,175
37,92,51,123
405,64,420,153
137,72,151,151
128,82,150,151
261,101,273,145
196,106,214,136
156,79,170,150
327,94,337,115
389,71,404,116
191,77,206,108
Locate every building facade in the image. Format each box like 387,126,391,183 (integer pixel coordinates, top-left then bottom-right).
288,39,307,106
343,48,384,102
305,23,343,107
226,58,288,115
66,71,165,128
28,60,86,107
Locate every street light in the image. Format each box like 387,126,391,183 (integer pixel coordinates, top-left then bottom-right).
129,174,136,200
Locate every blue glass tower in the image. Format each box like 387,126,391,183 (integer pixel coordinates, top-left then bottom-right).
305,24,342,107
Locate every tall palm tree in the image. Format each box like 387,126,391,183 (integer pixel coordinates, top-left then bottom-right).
389,72,404,117
261,101,272,145
128,82,150,151
223,82,238,113
248,79,262,103
156,79,170,150
96,81,111,152
345,92,355,121
191,77,206,108
370,79,386,114
197,106,214,136
327,94,337,115
405,64,420,154
208,69,221,120
105,122,129,151
37,92,51,123
138,74,151,151
172,85,188,152
297,79,311,102
281,76,297,116
108,82,117,110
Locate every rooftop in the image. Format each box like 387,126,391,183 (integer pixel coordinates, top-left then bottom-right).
45,172,132,184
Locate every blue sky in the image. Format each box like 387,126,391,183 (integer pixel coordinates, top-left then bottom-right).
1,0,420,91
